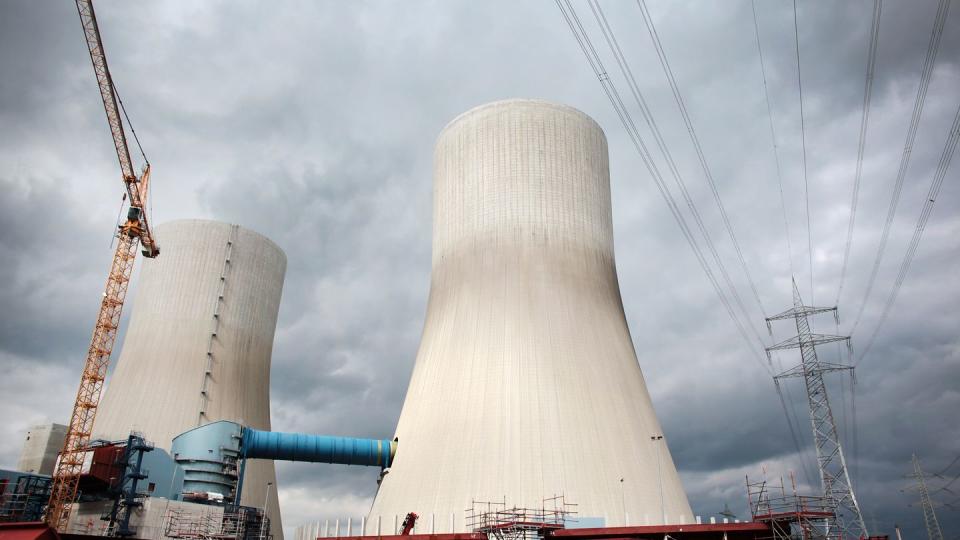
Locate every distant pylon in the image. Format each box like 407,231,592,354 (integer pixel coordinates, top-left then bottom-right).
905,454,944,540
766,279,867,540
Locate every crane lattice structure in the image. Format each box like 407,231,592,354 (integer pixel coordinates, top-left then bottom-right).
905,454,944,540
46,0,160,531
766,280,866,540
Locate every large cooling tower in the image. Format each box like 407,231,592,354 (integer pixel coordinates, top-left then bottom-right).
93,219,286,538
368,100,692,531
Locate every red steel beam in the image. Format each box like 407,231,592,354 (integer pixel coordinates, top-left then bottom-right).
318,523,771,540
548,523,770,539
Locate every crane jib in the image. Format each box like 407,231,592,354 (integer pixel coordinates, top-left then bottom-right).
47,0,161,531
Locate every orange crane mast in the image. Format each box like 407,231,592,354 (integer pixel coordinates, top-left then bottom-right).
46,0,160,530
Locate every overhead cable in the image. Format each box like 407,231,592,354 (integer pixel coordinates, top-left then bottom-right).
857,98,960,364
586,1,769,351
835,1,883,306
851,0,952,334
635,0,768,318
792,1,815,305
750,1,796,280
937,455,960,476
554,0,771,371
775,378,817,487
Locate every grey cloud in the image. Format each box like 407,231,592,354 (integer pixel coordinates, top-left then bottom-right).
0,1,957,539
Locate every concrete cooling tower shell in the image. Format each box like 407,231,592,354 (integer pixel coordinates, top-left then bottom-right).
93,219,286,538
368,99,692,531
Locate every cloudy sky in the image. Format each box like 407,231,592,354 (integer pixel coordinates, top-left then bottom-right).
1,1,958,539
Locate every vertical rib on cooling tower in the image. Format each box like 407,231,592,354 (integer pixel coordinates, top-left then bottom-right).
368,99,693,532
92,219,287,539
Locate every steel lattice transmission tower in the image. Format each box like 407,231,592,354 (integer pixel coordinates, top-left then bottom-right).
905,454,944,540
766,279,867,540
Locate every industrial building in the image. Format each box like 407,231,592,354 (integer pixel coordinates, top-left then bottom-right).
16,425,67,476
369,99,692,531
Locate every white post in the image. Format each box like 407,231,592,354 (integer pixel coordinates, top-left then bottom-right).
361,517,366,536
335,519,340,537
347,518,352,536
377,516,382,536
710,517,716,525
619,478,627,526
260,482,273,540
450,513,455,533
651,435,665,524
324,519,329,537
393,516,398,535
431,514,435,534
696,516,702,525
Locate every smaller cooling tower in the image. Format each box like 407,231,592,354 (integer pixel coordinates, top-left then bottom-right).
93,219,286,538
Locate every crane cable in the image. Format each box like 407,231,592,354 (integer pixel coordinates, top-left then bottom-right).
554,0,772,372
113,82,149,167
851,0,952,335
751,1,796,280
113,81,154,229
587,1,770,352
635,0,768,318
835,0,883,306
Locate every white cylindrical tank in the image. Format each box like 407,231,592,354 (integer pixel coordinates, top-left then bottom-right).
369,100,693,530
93,219,286,538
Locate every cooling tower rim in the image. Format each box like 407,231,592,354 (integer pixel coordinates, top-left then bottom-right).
155,218,287,264
436,98,606,144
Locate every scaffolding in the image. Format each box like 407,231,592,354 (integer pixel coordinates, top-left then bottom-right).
163,506,270,540
747,476,840,540
0,474,52,523
466,496,576,540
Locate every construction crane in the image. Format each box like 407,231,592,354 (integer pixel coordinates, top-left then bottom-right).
46,0,159,531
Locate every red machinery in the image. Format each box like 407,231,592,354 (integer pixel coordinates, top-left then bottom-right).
400,513,419,536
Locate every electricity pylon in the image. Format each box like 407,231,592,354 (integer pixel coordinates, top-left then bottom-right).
767,279,867,539
905,454,944,540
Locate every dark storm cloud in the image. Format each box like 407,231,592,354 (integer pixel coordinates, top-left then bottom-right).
0,1,957,539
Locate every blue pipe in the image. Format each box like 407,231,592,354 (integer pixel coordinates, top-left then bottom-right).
241,428,396,468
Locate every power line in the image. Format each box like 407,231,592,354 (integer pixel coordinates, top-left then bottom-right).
851,0,952,334
857,97,960,363
936,455,960,476
750,1,795,280
635,0,767,318
836,0,883,306
851,371,860,489
554,0,771,371
936,469,960,493
775,377,817,488
792,0,815,305
586,1,769,351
